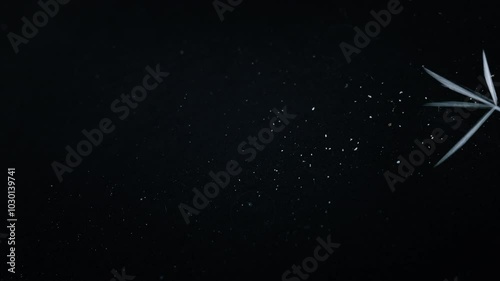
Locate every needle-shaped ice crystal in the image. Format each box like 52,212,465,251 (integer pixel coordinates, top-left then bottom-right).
423,50,498,166
424,101,491,108
483,51,498,105
423,67,494,106
434,107,495,166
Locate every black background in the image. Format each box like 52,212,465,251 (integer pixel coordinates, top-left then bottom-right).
1,0,499,280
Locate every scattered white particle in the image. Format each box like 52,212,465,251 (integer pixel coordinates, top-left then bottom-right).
368,95,372,98
312,107,315,111
325,134,328,138
354,147,358,151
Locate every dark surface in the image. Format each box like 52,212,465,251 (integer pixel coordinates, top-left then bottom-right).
1,0,499,280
